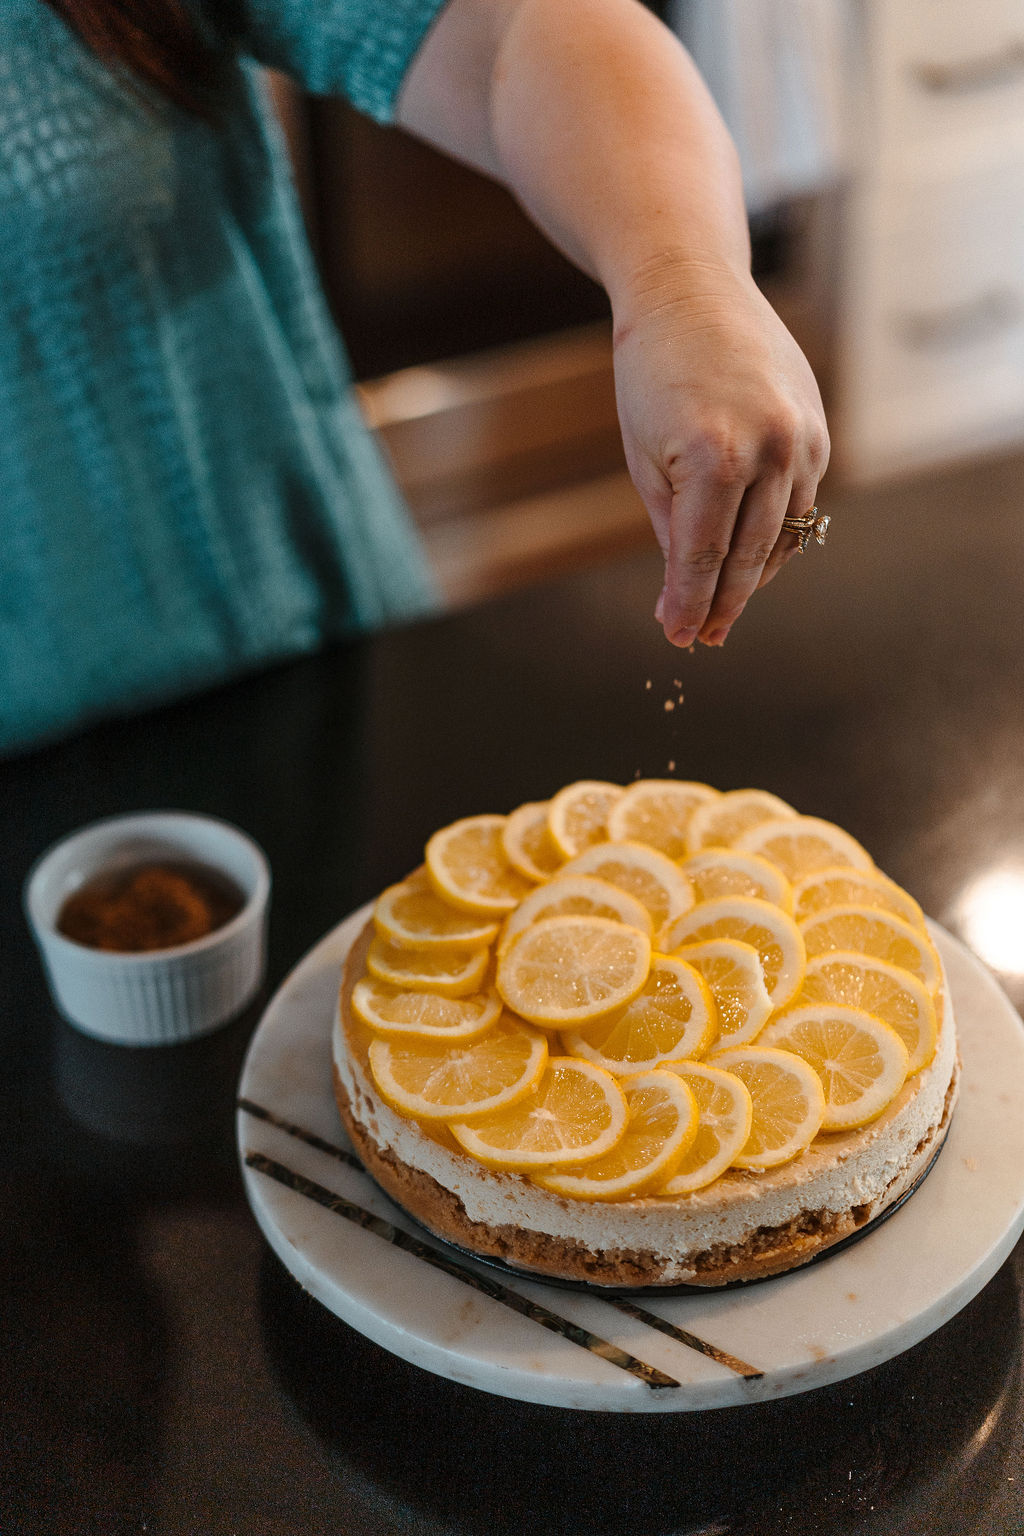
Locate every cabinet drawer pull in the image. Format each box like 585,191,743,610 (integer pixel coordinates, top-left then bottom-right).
913,40,1024,93
895,289,1019,349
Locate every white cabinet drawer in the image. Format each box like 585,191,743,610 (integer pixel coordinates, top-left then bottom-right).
837,271,1024,475
873,158,1024,320
868,0,1024,153
836,148,1024,474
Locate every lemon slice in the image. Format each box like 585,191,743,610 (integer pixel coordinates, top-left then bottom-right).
558,840,695,936
374,869,501,951
368,1013,547,1121
365,935,491,997
736,815,875,883
498,874,652,955
352,977,503,1041
800,904,941,994
682,848,794,911
547,780,623,859
792,866,926,931
605,779,719,861
671,938,773,1048
534,1069,699,1200
561,955,716,1072
686,788,798,853
450,1057,628,1170
793,951,938,1076
662,896,806,1010
759,1004,909,1131
654,1062,754,1194
495,914,651,1027
501,801,564,882
711,1045,826,1169
425,814,534,916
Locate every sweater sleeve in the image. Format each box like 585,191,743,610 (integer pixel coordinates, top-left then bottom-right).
219,0,451,121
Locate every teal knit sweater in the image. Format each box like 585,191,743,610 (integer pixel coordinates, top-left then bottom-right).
0,1,447,755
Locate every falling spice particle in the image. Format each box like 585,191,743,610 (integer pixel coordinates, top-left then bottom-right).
667,761,676,772
645,679,652,690
664,700,675,712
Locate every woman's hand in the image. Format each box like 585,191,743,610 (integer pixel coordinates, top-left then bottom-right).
612,253,830,648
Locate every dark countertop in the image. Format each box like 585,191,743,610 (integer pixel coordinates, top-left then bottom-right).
3,451,1024,1535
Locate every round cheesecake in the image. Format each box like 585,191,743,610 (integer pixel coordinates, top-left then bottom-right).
333,918,959,1289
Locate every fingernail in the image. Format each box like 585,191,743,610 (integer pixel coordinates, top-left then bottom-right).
654,590,666,624
703,627,730,647
670,625,699,647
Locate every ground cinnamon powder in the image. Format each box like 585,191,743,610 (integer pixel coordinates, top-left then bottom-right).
57,862,245,952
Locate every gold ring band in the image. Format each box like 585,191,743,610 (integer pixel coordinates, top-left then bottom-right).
782,506,830,553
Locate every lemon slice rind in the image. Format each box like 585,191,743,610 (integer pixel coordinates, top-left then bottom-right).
368,1015,548,1121
559,839,695,936
374,870,501,951
662,895,806,1011
759,1003,910,1132
425,814,533,916
353,978,503,1041
533,1069,699,1200
547,780,623,860
365,934,491,996
792,950,938,1076
497,873,652,956
711,1045,826,1169
560,954,716,1073
605,778,718,861
501,800,564,883
449,1056,629,1170
736,815,875,883
682,848,794,911
792,865,926,930
686,787,798,854
671,937,773,1049
654,1061,755,1194
496,913,652,1027
799,903,941,994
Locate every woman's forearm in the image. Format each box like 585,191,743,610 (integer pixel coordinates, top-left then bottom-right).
399,0,750,317
489,0,753,316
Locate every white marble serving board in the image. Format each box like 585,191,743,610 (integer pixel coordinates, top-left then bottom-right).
237,908,1024,1412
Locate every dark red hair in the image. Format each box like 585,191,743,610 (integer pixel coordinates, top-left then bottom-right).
43,0,226,118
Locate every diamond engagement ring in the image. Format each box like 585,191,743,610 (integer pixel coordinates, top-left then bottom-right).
782,506,831,553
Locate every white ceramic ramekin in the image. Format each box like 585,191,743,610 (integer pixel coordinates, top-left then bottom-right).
24,812,271,1046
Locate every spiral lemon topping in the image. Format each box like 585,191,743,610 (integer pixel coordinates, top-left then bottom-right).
355,781,934,1198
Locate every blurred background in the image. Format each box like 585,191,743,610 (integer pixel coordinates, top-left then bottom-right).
268,0,1024,609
